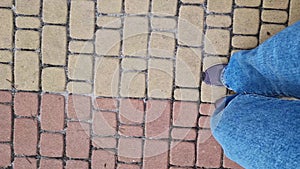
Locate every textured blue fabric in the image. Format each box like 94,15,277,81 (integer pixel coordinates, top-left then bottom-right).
211,21,300,169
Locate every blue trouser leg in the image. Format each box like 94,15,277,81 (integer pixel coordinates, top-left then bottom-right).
211,94,300,169
222,21,300,98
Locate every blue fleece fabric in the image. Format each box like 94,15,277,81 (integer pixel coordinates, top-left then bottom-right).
211,21,300,169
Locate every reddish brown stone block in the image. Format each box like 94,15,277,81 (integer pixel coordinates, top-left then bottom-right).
40,159,63,169
118,138,142,163
93,111,117,136
223,154,244,169
170,141,195,166
0,144,11,168
92,150,115,169
0,91,11,102
66,160,89,169
173,101,198,127
119,125,143,137
14,157,37,169
143,140,168,169
40,133,64,157
68,95,91,120
0,104,11,142
14,92,38,117
94,97,118,110
199,103,215,116
119,98,144,125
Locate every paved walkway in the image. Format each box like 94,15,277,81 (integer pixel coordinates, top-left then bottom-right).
0,0,299,168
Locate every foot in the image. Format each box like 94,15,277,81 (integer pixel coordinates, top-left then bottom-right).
203,64,227,86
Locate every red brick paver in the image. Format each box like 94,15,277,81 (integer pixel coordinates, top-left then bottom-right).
68,95,91,120
92,150,116,169
0,144,11,168
40,159,63,169
14,157,37,169
14,92,38,117
40,133,64,157
173,101,198,127
0,104,11,142
66,160,89,169
170,141,195,166
0,91,12,102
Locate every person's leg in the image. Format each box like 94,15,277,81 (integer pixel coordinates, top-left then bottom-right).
222,21,300,98
211,94,300,169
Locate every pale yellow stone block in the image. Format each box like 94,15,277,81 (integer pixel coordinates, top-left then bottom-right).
122,58,147,71
205,29,230,55
207,0,232,13
97,16,122,28
120,72,145,97
16,17,41,29
15,30,40,50
232,36,258,49
42,26,66,65
175,47,201,87
43,0,68,24
151,17,177,30
152,0,177,16
289,0,300,25
149,32,175,58
201,83,227,103
16,0,40,15
0,9,13,48
125,0,149,14
96,29,121,56
68,55,93,81
263,0,289,9
181,0,204,3
69,41,94,54
67,82,92,94
259,24,286,44
0,0,12,7
97,0,122,13
206,15,231,28
174,88,199,101
94,57,119,97
233,8,260,35
15,51,39,91
202,56,228,71
42,67,66,92
0,50,12,63
262,10,288,23
0,64,11,90
235,0,261,7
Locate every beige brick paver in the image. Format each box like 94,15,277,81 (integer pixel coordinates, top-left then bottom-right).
16,0,40,15
42,26,66,65
123,17,148,57
0,9,13,49
68,55,93,81
151,17,177,30
94,57,119,97
259,24,286,43
15,30,40,50
42,67,66,92
262,10,288,23
207,0,232,13
69,41,94,54
122,58,147,71
120,72,146,97
178,6,204,46
205,29,230,55
43,0,68,24
97,0,122,14
67,82,92,94
70,1,95,39
0,51,12,63
206,15,231,28
0,0,12,7
289,0,300,25
232,36,258,49
174,88,199,101
0,64,11,90
16,17,40,29
96,29,121,56
233,8,260,35
125,0,150,14
152,0,177,16
202,56,228,72
263,0,289,9
97,16,122,29
149,32,175,58
148,59,173,98
201,83,227,103
175,47,201,87
181,0,204,3
235,0,261,7
15,51,39,91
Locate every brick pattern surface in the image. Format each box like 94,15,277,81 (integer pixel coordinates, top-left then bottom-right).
0,0,295,168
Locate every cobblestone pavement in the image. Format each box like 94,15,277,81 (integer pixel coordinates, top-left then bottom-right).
0,0,299,169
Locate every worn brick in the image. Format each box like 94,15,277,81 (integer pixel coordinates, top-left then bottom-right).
68,55,93,80
120,72,145,97
40,133,64,157
181,0,204,3
223,155,244,169
41,94,65,131
199,103,215,116
0,50,12,63
235,0,261,7
205,29,230,55
143,140,168,169
15,30,40,50
202,56,228,71
0,9,12,48
16,17,40,28
233,8,260,35
68,95,91,120
66,160,89,169
146,100,170,139
122,57,147,71
94,98,118,111
176,47,201,87
92,137,116,149
97,16,122,28
125,0,149,14
178,6,204,46
232,36,258,49
148,59,173,98
206,15,231,27
150,32,175,58
118,164,140,169
96,29,121,56
120,99,144,125
15,51,39,91
174,88,199,101
197,130,222,168
94,57,119,97
40,159,63,169
70,1,95,39
69,41,94,54
201,83,227,103
259,24,286,44
14,119,38,155
42,67,66,92
93,111,117,136
43,0,67,24
0,64,11,90
66,122,90,158
0,91,11,103
14,157,37,169
151,17,177,30
170,142,195,166
0,105,11,142
0,0,12,7
97,0,122,13
289,0,300,25
119,125,143,137
173,101,198,127
16,0,40,15
152,0,177,16
262,10,288,23
15,92,38,117
0,144,11,168
42,26,66,65
67,82,92,94
123,17,148,56
263,0,289,9
118,138,142,162
171,128,197,140
92,150,116,169
207,0,232,13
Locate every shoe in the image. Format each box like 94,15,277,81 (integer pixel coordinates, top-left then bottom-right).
203,64,227,86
